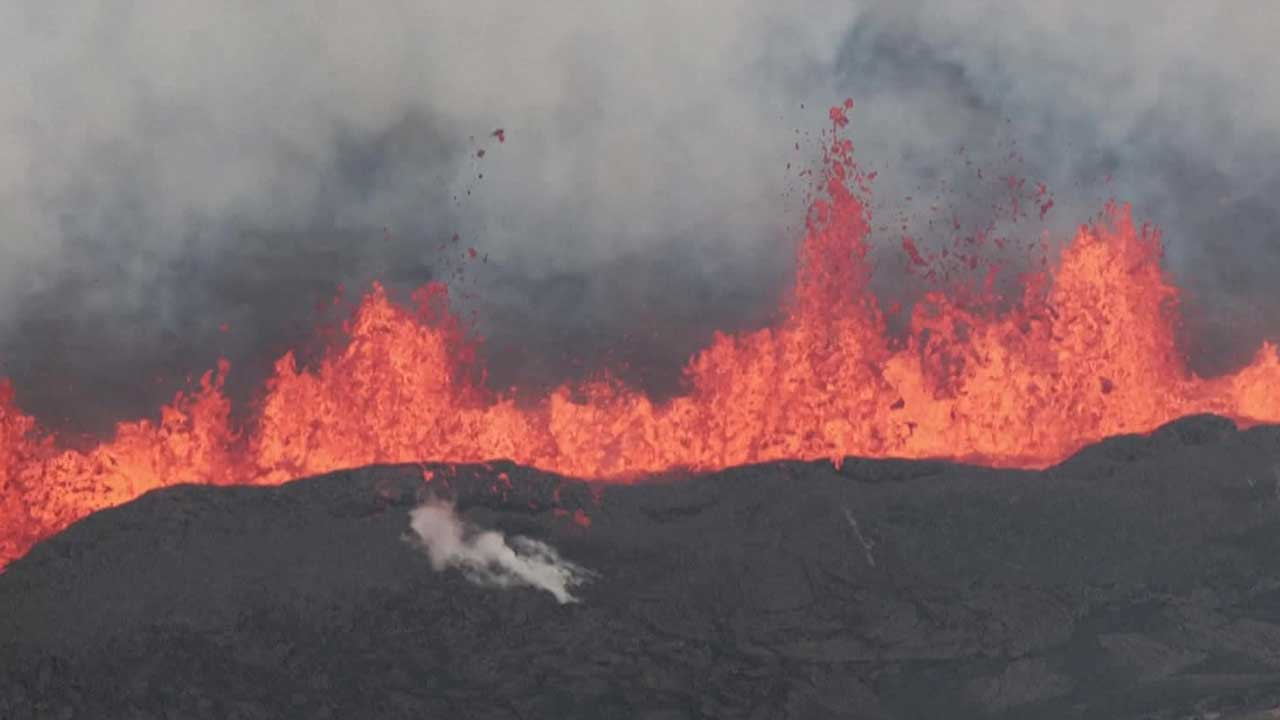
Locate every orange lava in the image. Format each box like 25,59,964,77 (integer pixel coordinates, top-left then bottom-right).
3,100,1279,568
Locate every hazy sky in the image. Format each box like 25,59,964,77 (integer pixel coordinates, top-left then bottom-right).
2,1,1277,433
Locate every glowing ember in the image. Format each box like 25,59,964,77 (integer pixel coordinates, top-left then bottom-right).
2,100,1279,569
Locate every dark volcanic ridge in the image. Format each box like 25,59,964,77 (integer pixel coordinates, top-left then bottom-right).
5,415,1280,719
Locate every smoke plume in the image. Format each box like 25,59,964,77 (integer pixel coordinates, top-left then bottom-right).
0,2,1277,434
407,498,594,604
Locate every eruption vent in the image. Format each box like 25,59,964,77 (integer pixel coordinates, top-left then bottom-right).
2,100,1279,569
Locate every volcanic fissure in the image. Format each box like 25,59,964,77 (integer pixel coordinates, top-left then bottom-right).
2,100,1278,569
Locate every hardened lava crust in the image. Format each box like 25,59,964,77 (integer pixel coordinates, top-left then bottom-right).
4,414,1280,719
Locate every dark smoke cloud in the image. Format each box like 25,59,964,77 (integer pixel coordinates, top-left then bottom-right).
0,2,1276,435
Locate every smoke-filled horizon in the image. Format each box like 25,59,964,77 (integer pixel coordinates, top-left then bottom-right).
1,1,1277,437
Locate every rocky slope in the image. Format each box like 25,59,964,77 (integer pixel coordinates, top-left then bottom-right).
4,415,1280,718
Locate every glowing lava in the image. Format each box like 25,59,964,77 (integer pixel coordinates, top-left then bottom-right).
2,100,1279,568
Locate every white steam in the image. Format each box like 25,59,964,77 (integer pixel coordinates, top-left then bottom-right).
407,498,595,604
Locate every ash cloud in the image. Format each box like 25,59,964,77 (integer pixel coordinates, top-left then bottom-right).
0,2,1277,434
407,497,594,604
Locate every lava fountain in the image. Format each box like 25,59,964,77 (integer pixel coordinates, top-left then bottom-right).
2,99,1279,568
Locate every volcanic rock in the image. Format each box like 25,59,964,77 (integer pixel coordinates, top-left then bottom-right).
4,414,1280,718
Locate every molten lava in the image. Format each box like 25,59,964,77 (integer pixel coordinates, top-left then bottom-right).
2,100,1279,568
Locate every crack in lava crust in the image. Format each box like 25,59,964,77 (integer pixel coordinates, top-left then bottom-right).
3,99,1280,569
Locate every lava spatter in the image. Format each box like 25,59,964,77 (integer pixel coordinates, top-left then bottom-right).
2,100,1279,569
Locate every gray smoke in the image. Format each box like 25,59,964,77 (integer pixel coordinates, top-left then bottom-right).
0,2,1276,435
